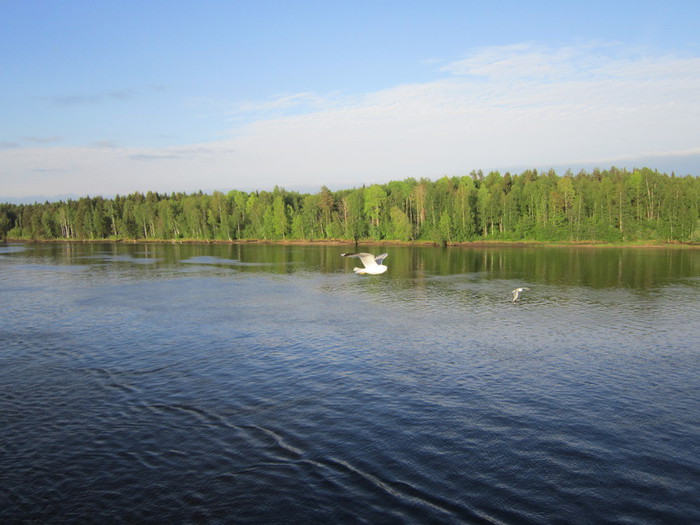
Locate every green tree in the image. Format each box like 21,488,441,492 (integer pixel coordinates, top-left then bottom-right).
389,205,412,241
438,209,452,245
364,184,387,239
452,177,476,241
476,183,492,236
0,207,11,241
1,166,696,244
339,189,366,242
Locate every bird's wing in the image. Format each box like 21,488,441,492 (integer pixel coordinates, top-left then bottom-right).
512,289,519,300
341,252,377,268
374,253,389,265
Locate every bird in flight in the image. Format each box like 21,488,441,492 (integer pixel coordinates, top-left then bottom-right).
341,252,388,275
512,287,530,302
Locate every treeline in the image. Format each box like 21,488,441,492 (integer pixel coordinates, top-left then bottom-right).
2,167,699,244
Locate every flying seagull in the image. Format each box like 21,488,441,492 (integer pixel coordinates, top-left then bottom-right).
341,252,388,275
512,287,530,302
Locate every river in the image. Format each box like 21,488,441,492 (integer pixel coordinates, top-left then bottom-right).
1,242,698,523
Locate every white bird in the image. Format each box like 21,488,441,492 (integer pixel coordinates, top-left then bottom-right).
341,252,388,275
512,287,530,302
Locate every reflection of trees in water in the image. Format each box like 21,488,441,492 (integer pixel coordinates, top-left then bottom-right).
21,242,698,290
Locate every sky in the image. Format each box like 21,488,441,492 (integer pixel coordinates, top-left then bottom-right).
2,1,699,202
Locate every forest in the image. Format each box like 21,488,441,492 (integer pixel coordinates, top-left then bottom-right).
1,167,699,244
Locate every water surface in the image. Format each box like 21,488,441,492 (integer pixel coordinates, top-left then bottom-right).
1,243,699,523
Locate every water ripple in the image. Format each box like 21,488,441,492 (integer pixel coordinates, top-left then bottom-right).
2,243,699,523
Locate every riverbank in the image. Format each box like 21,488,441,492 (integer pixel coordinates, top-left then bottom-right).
4,237,699,249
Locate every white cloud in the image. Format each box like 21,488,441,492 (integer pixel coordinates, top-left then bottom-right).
2,42,699,199
234,91,331,114
22,136,63,144
441,42,583,79
220,43,700,179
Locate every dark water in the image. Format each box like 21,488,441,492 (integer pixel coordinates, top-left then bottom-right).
1,242,699,524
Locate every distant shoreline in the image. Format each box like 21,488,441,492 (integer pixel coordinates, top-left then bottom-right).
5,238,699,249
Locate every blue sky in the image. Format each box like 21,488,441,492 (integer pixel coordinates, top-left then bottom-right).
2,1,699,202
